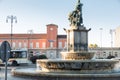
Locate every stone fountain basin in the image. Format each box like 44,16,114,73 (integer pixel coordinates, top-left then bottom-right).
37,59,119,74
11,59,120,80
11,67,120,80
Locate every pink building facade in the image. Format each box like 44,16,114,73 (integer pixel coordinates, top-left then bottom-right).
0,24,67,59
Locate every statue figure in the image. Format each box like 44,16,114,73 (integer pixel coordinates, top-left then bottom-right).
68,0,83,29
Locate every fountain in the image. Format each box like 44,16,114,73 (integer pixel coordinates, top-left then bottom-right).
12,0,120,80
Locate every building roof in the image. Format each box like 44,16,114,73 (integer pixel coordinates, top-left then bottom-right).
0,34,47,39
46,24,58,27
0,34,67,39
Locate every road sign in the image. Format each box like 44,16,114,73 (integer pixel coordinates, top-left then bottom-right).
0,41,11,62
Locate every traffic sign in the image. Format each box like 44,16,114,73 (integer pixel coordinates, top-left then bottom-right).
0,41,11,62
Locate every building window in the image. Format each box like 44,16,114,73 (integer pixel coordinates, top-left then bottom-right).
36,42,39,48
24,42,27,48
50,28,53,30
50,42,53,48
115,53,118,57
58,42,62,48
13,42,16,48
30,42,33,48
19,42,22,48
64,42,67,48
42,42,46,48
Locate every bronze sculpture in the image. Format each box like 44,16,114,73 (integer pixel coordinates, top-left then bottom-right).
68,0,83,29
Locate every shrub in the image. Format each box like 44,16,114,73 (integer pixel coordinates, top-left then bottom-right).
30,55,47,64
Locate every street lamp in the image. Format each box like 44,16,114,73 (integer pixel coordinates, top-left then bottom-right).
99,28,103,58
27,30,33,59
6,15,17,49
100,28,103,48
27,30,33,49
110,29,115,55
110,29,115,47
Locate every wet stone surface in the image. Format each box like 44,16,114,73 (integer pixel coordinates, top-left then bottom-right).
0,63,37,80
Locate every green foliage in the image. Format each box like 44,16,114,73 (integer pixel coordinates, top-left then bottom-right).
89,44,98,48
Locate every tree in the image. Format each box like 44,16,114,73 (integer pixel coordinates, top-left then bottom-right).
94,44,98,48
89,44,98,48
89,44,93,48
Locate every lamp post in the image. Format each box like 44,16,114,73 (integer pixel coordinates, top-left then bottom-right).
110,29,115,47
27,30,33,59
110,29,115,55
100,28,103,48
6,15,17,49
27,30,33,49
99,28,103,58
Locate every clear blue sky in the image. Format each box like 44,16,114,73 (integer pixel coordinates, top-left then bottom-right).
0,0,120,47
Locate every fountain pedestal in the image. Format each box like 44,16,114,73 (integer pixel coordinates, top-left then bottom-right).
66,27,90,52
61,51,94,60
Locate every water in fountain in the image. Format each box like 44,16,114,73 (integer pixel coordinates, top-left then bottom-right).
113,59,120,72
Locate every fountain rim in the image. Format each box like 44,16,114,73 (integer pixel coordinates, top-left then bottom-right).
37,59,119,63
11,68,120,78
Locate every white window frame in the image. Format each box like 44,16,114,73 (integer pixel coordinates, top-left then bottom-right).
19,42,22,48
50,42,53,48
13,42,16,48
30,42,33,48
36,42,39,48
58,42,62,48
42,42,46,48
24,42,27,48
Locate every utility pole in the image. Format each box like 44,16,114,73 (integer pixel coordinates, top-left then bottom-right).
6,15,17,49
